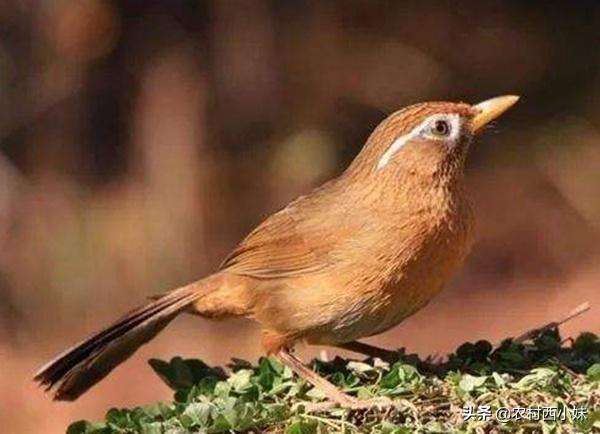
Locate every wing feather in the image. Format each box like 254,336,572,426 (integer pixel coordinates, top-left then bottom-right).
220,185,344,279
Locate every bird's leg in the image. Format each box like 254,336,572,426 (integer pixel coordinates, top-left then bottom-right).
277,348,357,407
277,348,393,412
336,341,398,361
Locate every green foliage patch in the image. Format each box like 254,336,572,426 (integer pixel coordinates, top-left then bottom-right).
68,329,600,434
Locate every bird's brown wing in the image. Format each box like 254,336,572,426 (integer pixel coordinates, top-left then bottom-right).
220,188,343,279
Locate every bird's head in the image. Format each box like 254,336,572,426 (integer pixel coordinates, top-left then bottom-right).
344,96,519,186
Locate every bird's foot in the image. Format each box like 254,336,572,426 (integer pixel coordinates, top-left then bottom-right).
295,396,394,413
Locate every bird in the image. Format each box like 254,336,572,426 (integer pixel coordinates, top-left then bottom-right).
34,95,519,407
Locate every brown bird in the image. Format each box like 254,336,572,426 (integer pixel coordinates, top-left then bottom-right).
35,95,518,407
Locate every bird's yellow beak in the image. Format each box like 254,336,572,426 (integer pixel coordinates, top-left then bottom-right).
472,95,519,132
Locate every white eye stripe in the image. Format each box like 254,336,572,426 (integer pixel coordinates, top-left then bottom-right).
377,113,460,170
377,127,420,169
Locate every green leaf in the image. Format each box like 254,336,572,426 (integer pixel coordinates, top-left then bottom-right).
228,358,253,371
149,358,177,389
255,357,283,391
66,420,108,434
140,422,168,434
182,402,212,426
287,419,318,434
380,367,401,388
586,363,600,381
458,374,487,392
573,332,599,354
228,369,253,392
514,367,556,390
210,413,233,432
456,340,492,363
213,381,232,398
491,372,506,387
493,341,527,367
105,408,130,425
574,409,600,431
149,357,226,392
347,360,375,374
378,420,413,434
380,363,422,394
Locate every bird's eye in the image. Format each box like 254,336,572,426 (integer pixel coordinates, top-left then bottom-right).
430,119,451,137
414,113,459,142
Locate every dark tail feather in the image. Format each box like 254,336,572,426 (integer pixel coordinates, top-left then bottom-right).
34,279,213,401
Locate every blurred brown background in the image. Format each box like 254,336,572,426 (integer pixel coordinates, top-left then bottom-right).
0,1,599,432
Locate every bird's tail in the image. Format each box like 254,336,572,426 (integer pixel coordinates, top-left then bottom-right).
34,276,218,401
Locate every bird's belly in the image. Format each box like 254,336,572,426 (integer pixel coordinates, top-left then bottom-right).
304,279,442,345
305,228,472,345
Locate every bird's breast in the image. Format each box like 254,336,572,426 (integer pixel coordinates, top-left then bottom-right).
376,206,474,332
